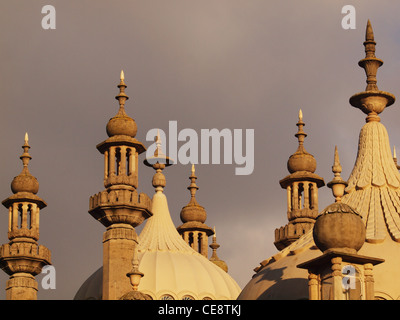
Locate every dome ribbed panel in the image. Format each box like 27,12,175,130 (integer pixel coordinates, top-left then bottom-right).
343,121,400,243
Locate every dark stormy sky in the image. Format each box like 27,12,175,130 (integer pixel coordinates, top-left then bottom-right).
1,1,400,299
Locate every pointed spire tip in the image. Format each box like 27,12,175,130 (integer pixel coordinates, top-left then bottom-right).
120,70,125,81
366,19,374,42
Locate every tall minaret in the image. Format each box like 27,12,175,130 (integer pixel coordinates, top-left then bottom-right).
88,71,152,300
0,134,51,300
177,164,214,257
274,110,325,250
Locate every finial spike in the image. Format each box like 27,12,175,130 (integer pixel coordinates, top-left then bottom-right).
213,226,216,238
394,146,397,159
332,145,343,176
120,70,125,81
191,163,195,174
328,146,347,203
24,132,29,145
366,20,374,42
299,109,303,121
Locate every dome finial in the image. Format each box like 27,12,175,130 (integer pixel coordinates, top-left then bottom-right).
287,110,317,174
349,20,395,121
10,133,39,194
327,146,347,203
21,132,32,169
115,70,129,115
126,246,144,292
144,130,173,192
188,163,199,203
366,19,374,43
362,20,380,91
106,71,138,137
209,227,228,272
295,109,307,150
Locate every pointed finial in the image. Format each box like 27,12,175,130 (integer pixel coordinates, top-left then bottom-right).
20,132,32,169
156,129,161,147
115,70,129,114
366,20,374,43
359,19,382,91
144,131,173,191
295,109,307,150
327,146,347,203
213,226,216,238
188,163,199,202
126,246,144,292
209,227,228,272
350,20,395,120
332,145,342,176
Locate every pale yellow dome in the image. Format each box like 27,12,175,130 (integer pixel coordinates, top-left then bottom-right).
137,190,241,300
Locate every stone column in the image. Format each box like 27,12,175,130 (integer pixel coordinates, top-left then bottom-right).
364,263,375,300
102,224,137,300
331,257,344,300
6,273,38,300
308,272,319,300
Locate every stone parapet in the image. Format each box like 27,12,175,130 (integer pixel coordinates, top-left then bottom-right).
89,188,152,227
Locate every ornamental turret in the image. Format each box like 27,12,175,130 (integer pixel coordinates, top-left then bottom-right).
274,110,325,250
209,227,228,272
88,71,152,300
0,134,51,300
177,164,214,257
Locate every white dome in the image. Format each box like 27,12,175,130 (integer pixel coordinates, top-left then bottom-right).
137,189,241,300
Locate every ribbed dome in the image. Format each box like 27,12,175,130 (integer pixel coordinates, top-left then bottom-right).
180,199,207,223
137,190,241,300
106,113,137,138
11,169,39,194
287,149,317,174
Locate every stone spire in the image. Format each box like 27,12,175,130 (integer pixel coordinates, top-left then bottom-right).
89,71,152,300
275,110,324,250
0,134,51,300
209,227,228,272
349,20,395,122
177,164,214,257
